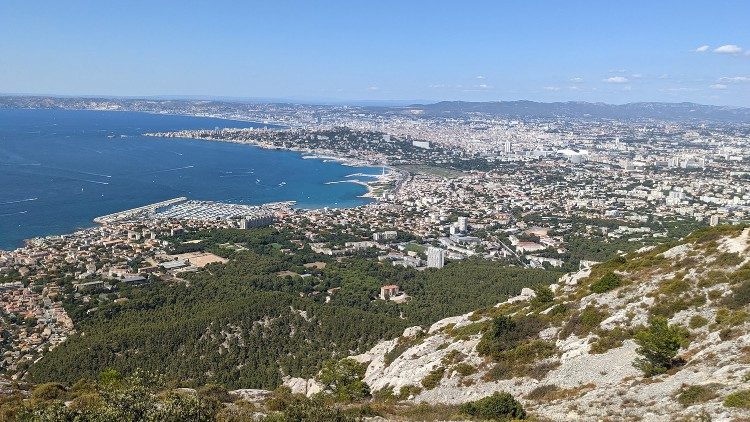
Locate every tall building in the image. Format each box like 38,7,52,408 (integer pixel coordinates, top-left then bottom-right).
504,141,512,154
240,214,275,229
427,246,445,269
457,216,468,233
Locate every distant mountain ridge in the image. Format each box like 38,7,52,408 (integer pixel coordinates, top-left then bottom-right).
402,100,750,122
1,95,749,122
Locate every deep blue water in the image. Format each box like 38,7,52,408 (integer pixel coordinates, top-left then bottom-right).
0,109,377,250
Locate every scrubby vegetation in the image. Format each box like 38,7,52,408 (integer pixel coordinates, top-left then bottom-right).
677,384,717,407
420,367,446,390
590,272,622,293
633,316,689,376
477,315,557,380
459,392,526,420
724,389,750,409
27,227,559,390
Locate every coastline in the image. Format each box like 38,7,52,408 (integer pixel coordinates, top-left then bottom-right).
143,131,406,201
0,109,395,252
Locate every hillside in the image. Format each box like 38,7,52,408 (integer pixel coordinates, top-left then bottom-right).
320,225,750,420
23,228,559,390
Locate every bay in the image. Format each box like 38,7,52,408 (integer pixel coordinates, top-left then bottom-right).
0,108,377,250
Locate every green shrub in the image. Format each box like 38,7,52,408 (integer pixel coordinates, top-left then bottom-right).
397,385,422,400
31,383,67,401
590,327,630,354
477,315,545,358
724,389,750,409
421,367,445,390
723,280,750,309
525,384,559,400
715,252,743,267
384,334,424,366
633,316,689,377
196,384,231,403
590,272,622,293
317,358,370,402
441,350,464,366
454,363,477,377
531,284,554,306
460,392,526,420
262,395,357,421
560,306,608,338
688,315,709,329
677,384,717,407
447,321,488,340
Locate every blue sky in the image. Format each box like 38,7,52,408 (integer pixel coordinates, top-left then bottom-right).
1,1,749,105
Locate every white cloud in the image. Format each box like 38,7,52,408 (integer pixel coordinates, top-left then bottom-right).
543,86,561,91
658,74,670,79
719,76,750,83
604,76,629,83
367,86,380,91
714,44,743,54
428,84,446,88
475,75,485,80
695,45,710,52
570,77,583,83
710,84,728,90
631,73,643,78
475,84,491,89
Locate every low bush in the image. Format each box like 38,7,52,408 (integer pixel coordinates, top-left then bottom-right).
590,327,631,354
633,316,689,377
454,363,477,377
31,383,67,401
724,389,750,409
525,384,559,401
421,367,445,390
560,306,608,338
688,315,709,329
677,384,717,407
715,252,744,267
723,280,750,309
590,272,622,293
460,392,526,420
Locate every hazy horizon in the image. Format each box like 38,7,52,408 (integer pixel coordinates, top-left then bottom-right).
2,1,749,107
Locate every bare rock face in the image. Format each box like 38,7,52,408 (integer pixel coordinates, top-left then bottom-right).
353,227,750,421
282,376,323,396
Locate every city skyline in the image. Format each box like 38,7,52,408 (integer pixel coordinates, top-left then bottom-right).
2,0,749,106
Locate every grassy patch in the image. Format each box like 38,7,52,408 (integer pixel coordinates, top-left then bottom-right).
677,384,718,407
590,272,623,294
688,315,709,329
446,321,489,340
559,306,608,338
715,252,744,267
384,333,425,366
453,363,477,377
421,367,445,390
590,327,632,354
724,389,750,409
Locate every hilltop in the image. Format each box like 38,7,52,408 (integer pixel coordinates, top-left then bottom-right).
301,224,750,420
2,225,749,421
357,225,750,420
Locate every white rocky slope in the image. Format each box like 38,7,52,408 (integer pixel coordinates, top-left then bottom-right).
349,226,750,421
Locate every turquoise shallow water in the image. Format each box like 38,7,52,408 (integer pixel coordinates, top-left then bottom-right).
0,108,377,249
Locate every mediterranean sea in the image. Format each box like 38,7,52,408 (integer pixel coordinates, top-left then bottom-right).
0,108,379,250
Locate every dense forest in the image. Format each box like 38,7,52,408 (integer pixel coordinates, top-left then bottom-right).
28,228,561,389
